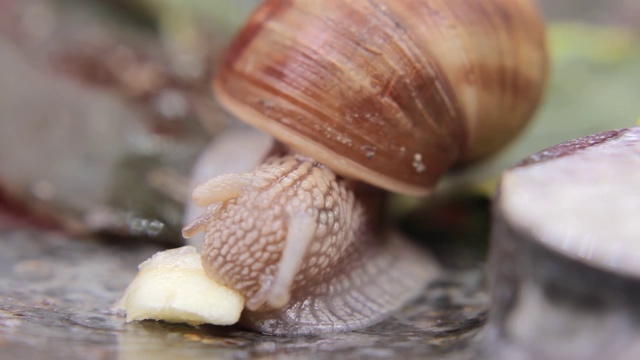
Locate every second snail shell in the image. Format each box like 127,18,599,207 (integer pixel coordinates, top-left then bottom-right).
215,0,548,196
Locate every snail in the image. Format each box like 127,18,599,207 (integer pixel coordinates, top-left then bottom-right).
182,0,548,335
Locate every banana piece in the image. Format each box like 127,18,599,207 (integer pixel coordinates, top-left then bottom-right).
115,246,245,325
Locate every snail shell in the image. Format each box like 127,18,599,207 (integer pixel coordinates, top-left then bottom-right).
215,0,548,196
183,0,548,335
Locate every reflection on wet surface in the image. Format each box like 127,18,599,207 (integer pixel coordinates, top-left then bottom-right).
0,231,487,359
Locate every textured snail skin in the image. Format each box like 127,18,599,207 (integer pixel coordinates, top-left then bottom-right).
183,153,438,335
182,128,274,249
215,0,548,196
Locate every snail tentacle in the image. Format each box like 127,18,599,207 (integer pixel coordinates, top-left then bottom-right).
191,173,253,206
267,212,317,309
181,204,219,239
244,211,318,311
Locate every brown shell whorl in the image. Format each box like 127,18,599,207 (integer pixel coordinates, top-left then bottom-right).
214,0,548,195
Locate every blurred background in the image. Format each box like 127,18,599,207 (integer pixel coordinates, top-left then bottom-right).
0,0,638,252
0,0,638,358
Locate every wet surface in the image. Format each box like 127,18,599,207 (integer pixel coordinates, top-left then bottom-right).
0,231,487,359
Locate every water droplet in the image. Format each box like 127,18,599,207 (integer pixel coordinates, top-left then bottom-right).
128,217,165,237
412,153,426,173
361,145,376,159
129,218,148,235
336,133,353,146
146,220,165,237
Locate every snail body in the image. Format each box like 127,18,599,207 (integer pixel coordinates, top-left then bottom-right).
183,0,547,334
184,146,437,334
